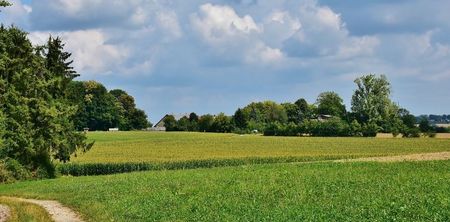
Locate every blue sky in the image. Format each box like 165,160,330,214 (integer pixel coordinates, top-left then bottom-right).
2,0,450,122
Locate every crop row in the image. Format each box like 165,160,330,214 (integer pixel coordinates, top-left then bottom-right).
58,156,347,176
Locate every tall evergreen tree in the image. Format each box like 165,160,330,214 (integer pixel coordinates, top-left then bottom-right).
42,36,79,98
0,27,91,177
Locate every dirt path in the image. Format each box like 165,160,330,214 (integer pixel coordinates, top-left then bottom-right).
336,151,450,162
4,197,83,222
0,205,10,222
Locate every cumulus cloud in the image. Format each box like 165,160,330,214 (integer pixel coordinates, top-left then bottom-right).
2,0,450,118
29,30,127,76
191,3,261,44
191,3,283,64
281,0,379,58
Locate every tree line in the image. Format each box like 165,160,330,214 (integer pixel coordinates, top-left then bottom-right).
164,74,444,137
67,81,150,131
0,2,150,181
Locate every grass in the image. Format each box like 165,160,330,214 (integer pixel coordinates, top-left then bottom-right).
0,197,52,222
0,161,449,221
75,131,450,163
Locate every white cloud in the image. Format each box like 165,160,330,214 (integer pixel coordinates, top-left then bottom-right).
191,3,285,65
337,36,380,59
191,3,261,45
246,43,283,63
281,0,379,59
156,10,183,40
262,11,301,47
29,30,127,76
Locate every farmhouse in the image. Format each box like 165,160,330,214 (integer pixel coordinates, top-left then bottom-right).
151,113,190,131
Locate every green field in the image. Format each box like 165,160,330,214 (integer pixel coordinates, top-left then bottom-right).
1,132,450,221
0,161,449,221
75,131,450,163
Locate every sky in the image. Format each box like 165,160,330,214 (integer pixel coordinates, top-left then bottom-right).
1,0,450,122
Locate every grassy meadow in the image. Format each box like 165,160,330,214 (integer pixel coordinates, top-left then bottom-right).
75,131,450,163
0,161,449,221
1,131,449,221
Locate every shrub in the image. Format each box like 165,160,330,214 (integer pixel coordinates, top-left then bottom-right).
0,159,31,183
349,120,362,137
282,122,300,136
402,127,421,138
263,122,278,136
435,127,450,133
309,118,350,137
425,132,437,138
361,122,379,137
0,161,14,183
3,158,30,180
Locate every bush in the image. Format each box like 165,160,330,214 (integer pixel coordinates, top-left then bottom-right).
263,122,278,136
425,132,437,138
402,127,421,138
0,161,14,183
349,120,362,137
435,127,450,133
0,159,31,183
361,122,379,137
3,158,30,180
282,122,300,136
310,118,350,137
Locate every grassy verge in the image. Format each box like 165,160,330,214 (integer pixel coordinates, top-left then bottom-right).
0,197,52,222
1,161,449,221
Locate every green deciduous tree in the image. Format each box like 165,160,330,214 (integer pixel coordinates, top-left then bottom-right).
110,89,149,130
163,115,177,131
212,113,233,133
351,74,393,128
316,91,346,118
198,114,214,132
419,117,431,133
242,101,287,125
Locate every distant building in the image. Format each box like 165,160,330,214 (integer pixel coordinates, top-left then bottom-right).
108,128,119,132
151,113,190,131
316,114,333,122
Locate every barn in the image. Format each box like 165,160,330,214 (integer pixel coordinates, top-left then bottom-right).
151,113,190,131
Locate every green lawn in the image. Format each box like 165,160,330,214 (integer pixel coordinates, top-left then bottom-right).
74,131,450,163
1,161,449,221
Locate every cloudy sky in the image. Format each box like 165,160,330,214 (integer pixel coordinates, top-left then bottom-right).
2,0,450,122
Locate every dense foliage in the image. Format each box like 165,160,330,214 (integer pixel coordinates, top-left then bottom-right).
164,74,437,137
66,81,150,131
0,26,93,179
0,14,149,180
